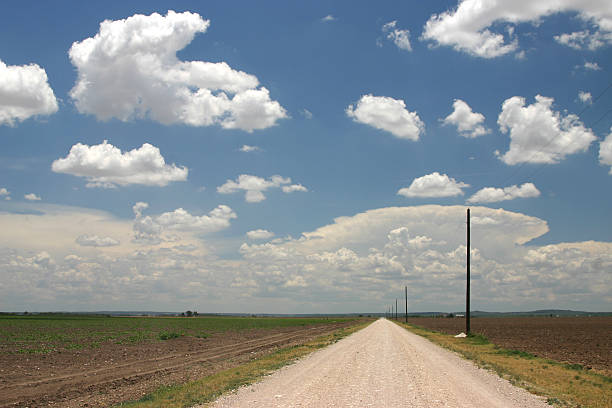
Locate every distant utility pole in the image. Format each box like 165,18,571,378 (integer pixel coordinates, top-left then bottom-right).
466,208,471,334
395,298,398,320
405,286,408,323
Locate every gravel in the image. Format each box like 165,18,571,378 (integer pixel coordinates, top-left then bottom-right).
207,318,551,407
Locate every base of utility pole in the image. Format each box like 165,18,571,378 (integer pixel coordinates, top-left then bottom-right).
466,208,471,335
405,286,408,323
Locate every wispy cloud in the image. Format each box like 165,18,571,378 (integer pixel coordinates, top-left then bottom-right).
382,21,411,51
239,145,262,153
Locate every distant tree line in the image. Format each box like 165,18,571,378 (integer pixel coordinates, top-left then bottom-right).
180,310,198,317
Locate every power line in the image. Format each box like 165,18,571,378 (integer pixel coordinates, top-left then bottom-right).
584,82,612,114
520,104,612,182
590,107,612,129
497,81,612,187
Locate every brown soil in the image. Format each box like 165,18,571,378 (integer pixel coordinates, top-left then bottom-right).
405,316,611,375
0,320,359,408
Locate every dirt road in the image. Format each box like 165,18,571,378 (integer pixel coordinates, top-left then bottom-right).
210,319,550,407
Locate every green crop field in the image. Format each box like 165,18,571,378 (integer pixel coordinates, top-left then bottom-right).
0,314,355,354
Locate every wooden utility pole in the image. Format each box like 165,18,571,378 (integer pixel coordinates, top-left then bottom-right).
405,286,408,323
395,298,398,320
466,208,471,334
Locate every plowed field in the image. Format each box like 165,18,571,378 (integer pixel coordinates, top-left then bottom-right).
0,315,361,407
405,316,611,375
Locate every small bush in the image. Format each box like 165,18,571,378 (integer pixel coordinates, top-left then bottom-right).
497,349,536,359
466,333,489,345
159,332,182,341
564,363,584,371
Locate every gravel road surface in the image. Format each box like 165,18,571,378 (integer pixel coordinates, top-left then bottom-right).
208,318,550,407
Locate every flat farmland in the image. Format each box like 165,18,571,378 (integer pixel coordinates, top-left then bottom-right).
406,316,611,375
0,315,361,408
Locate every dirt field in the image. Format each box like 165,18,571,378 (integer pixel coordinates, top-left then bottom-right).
405,316,611,375
0,316,361,408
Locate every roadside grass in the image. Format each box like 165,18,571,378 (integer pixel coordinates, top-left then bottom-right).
114,321,372,408
398,322,611,408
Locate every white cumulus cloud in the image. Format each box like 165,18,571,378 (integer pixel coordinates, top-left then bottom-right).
467,183,541,204
599,129,612,174
156,206,236,231
133,202,236,244
69,10,286,132
578,91,593,104
398,172,469,198
76,234,120,247
217,174,307,203
346,94,424,140
386,227,436,250
51,140,188,188
282,184,308,193
497,95,596,165
555,28,611,51
301,109,313,119
422,1,612,58
240,145,261,153
0,59,58,126
24,193,41,201
442,99,490,138
583,61,602,71
382,21,412,51
246,229,275,240
0,188,10,201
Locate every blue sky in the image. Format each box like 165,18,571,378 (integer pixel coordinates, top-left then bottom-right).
1,1,611,313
